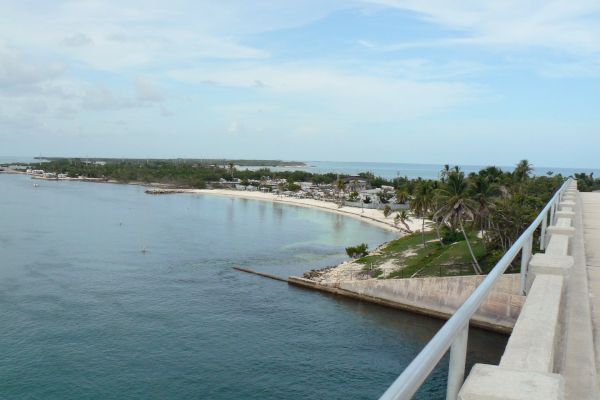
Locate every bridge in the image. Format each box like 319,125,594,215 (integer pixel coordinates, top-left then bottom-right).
379,178,600,400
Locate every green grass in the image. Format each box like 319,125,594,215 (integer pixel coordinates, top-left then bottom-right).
356,230,492,278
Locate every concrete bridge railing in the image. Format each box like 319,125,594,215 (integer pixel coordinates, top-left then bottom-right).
458,180,578,399
378,179,575,400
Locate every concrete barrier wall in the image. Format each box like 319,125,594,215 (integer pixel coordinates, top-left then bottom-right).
339,275,524,332
289,274,525,333
459,180,577,399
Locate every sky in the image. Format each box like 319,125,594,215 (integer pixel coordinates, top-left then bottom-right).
1,0,599,168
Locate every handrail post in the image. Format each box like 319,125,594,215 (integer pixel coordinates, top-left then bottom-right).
446,324,469,400
540,210,548,250
550,201,556,225
519,235,533,295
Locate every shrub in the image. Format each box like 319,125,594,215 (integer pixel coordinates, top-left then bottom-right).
383,204,392,217
441,227,464,244
345,243,369,258
371,268,383,278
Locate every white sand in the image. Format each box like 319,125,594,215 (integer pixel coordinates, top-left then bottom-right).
179,188,426,233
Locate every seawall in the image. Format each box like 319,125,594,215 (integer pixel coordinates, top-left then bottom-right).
288,274,525,334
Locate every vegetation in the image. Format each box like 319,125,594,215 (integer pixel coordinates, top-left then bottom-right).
36,157,306,168
350,159,566,278
20,157,569,278
382,204,392,217
24,158,340,189
355,231,492,279
346,243,369,258
574,172,600,192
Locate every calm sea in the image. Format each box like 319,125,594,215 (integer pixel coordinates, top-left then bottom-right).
0,174,506,399
244,160,600,180
2,156,597,180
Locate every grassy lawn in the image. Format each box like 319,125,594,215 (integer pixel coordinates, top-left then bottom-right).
356,230,495,278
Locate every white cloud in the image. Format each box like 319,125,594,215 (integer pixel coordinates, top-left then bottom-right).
169,63,478,120
228,120,242,134
0,45,65,92
81,86,136,110
368,1,600,55
135,77,164,103
62,33,93,47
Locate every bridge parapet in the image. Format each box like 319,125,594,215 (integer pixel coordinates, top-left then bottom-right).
378,179,576,400
458,181,579,400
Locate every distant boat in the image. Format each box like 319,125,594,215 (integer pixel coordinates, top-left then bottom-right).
33,183,39,187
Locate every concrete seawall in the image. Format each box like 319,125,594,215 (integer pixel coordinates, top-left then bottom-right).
289,274,525,333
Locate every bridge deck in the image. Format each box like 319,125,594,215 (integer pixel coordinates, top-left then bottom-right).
556,191,598,399
582,192,600,395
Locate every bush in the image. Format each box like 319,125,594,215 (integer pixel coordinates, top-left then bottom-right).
363,195,371,204
441,227,464,244
345,243,369,258
371,268,383,278
383,204,392,217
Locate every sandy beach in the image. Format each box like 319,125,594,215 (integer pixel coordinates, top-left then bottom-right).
170,188,425,234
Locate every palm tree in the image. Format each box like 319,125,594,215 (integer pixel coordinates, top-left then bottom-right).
410,181,434,248
434,171,483,274
228,162,235,179
440,164,451,182
394,210,413,233
470,175,498,242
395,189,408,205
336,178,346,207
514,159,533,182
277,181,286,197
479,166,503,183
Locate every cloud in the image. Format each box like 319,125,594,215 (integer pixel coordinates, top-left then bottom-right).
367,1,600,55
0,45,65,92
81,86,135,110
228,120,242,134
135,77,164,102
169,63,479,120
62,33,93,47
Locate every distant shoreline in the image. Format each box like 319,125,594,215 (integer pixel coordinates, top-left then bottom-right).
0,169,419,234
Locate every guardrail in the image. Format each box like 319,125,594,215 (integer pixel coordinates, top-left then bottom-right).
378,178,573,400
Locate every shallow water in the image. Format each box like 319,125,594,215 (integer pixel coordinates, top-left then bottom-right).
0,174,506,399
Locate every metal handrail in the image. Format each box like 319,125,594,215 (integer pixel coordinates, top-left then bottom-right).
378,178,573,400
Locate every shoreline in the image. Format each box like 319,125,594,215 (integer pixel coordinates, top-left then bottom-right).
0,170,421,234
170,188,424,234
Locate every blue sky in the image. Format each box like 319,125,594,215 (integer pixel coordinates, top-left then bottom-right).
1,0,599,168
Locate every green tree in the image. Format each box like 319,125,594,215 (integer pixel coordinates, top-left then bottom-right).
345,243,369,258
434,171,483,274
411,181,434,248
470,175,498,244
383,204,392,217
395,189,408,204
394,210,413,233
514,159,533,182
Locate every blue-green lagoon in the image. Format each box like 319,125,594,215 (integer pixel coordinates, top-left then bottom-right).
0,174,506,399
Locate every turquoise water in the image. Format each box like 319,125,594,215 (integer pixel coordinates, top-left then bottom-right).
0,174,506,399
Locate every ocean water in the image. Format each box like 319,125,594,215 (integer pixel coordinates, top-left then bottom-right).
3,156,597,181
0,174,506,399
243,160,600,180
